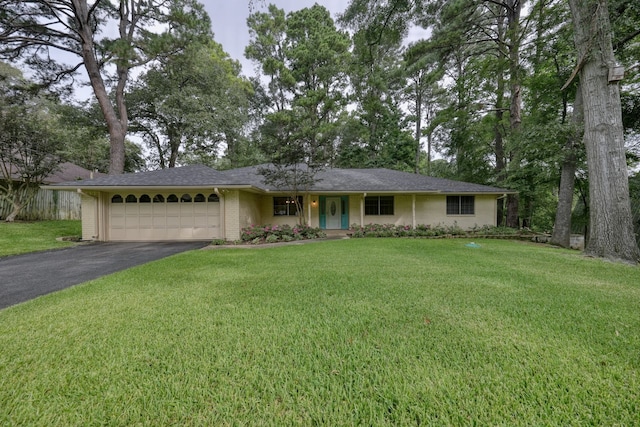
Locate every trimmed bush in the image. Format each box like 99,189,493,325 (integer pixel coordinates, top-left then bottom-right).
240,224,326,244
349,223,522,239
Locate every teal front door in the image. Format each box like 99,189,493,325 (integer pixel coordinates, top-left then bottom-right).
325,197,342,229
319,196,349,229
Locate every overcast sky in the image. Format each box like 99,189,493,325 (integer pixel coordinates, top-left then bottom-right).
203,1,348,77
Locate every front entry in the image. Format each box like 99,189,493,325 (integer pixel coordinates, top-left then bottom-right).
326,197,341,229
319,196,349,229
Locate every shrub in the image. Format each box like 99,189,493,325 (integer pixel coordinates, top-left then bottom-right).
240,223,326,244
265,234,279,244
349,223,522,239
211,239,226,246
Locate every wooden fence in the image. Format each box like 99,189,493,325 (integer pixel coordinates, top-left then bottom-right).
0,188,81,221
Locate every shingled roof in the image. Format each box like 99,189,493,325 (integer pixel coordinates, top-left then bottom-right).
49,164,512,194
50,164,226,188
4,161,103,184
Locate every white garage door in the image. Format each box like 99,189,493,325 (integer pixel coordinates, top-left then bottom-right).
109,192,220,241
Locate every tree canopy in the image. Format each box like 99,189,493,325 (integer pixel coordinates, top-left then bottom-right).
2,0,639,262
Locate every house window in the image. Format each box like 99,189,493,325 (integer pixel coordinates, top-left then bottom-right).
194,193,206,203
446,196,475,215
125,194,137,203
111,194,123,203
167,194,179,203
365,196,394,215
139,194,151,203
180,193,192,203
274,196,302,216
208,193,220,202
153,194,165,203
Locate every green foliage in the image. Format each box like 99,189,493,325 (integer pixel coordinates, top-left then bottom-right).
0,69,67,220
128,39,252,169
622,92,640,133
240,223,326,243
339,0,417,171
349,223,521,238
1,239,639,424
0,220,81,256
55,102,145,173
247,5,351,194
0,0,220,174
609,0,640,63
630,172,640,246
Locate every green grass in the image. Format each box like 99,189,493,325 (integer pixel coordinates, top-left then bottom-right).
0,220,81,257
1,239,639,425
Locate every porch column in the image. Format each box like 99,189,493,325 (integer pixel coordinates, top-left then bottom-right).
360,193,366,226
307,197,311,225
215,188,225,240
412,194,416,228
98,192,106,241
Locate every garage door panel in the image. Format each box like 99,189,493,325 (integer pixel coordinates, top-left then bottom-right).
166,216,180,228
152,216,166,228
125,216,139,229
139,215,153,229
109,192,220,241
181,216,195,227
152,204,166,215
111,215,125,228
194,215,209,227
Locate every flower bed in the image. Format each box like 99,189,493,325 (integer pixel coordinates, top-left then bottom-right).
349,223,526,239
240,224,326,244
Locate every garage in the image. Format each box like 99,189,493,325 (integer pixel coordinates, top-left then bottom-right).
109,191,220,241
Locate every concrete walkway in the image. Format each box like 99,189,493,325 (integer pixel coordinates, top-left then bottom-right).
0,241,208,310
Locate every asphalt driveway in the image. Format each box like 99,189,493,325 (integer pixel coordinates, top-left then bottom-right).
0,241,209,310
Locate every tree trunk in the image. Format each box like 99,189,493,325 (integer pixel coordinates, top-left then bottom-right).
505,0,522,229
75,0,126,175
3,185,34,222
494,8,506,226
414,79,423,174
426,131,432,176
168,127,181,168
551,86,583,248
495,84,506,226
568,0,640,263
4,200,22,222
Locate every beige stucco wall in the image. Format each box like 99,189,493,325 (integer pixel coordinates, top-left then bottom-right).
83,189,499,242
80,192,98,241
247,193,498,230
223,190,241,240
417,194,497,228
254,194,314,228
238,192,262,231
354,194,497,229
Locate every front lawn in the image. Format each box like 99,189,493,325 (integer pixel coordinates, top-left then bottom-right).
1,239,638,425
0,220,81,257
